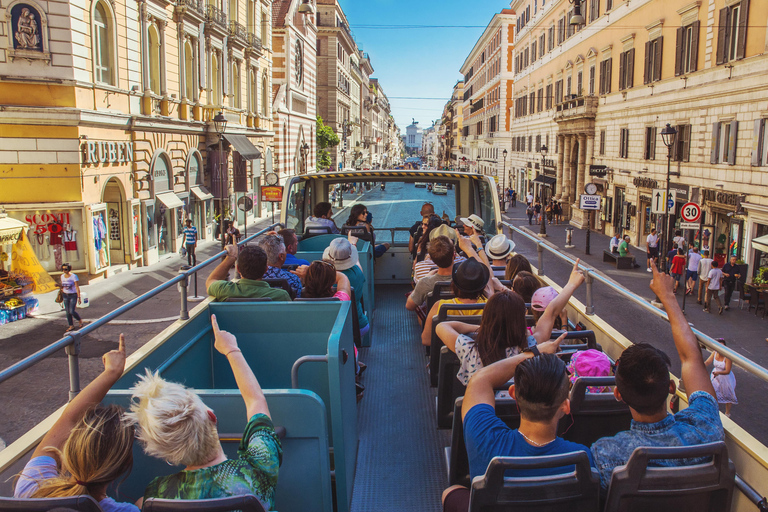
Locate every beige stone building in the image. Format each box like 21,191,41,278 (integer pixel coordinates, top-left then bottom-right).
509,0,768,277
459,8,516,184
0,0,275,277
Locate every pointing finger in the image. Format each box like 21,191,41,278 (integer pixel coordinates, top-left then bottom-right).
118,333,126,354
211,314,220,334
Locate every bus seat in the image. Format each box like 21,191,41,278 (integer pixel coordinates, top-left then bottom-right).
103,390,335,512
340,225,373,242
262,278,295,300
0,495,103,511
424,282,455,328
469,453,600,512
302,226,333,239
558,377,630,446
296,286,362,348
142,494,266,512
604,442,735,512
223,297,273,302
430,303,485,387
436,346,465,429
553,330,598,350
448,396,521,487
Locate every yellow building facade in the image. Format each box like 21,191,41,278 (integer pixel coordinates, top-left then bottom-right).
0,0,275,279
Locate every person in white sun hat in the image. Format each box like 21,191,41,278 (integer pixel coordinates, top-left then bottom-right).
484,234,515,277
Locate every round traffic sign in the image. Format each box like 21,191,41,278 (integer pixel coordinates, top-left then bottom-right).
681,202,701,223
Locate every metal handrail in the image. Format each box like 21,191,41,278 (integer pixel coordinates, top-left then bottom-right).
502,221,768,384
0,223,281,397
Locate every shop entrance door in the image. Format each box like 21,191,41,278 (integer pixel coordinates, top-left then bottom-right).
103,179,125,264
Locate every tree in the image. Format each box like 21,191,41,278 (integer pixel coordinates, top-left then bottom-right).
316,115,339,171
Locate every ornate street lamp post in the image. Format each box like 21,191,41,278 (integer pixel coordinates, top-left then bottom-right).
502,149,508,212
660,123,678,271
213,111,228,250
539,144,548,236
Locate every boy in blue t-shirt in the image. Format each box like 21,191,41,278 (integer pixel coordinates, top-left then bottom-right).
442,335,595,512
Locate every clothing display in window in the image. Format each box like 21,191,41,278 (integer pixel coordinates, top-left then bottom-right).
63,228,79,261
109,209,120,241
93,212,108,268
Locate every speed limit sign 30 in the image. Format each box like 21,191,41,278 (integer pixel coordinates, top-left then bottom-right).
681,202,701,223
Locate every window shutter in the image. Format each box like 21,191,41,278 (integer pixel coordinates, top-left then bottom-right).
653,37,663,82
644,41,652,84
716,8,729,65
607,58,613,93
619,52,626,90
198,26,206,89
710,122,720,163
674,27,684,76
690,21,700,72
643,128,649,159
222,38,229,97
627,48,635,88
736,0,749,60
728,120,738,165
751,119,762,166
671,127,679,161
683,125,691,161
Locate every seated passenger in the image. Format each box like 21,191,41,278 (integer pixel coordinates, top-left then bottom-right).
437,260,586,385
14,336,137,512
590,267,725,492
504,254,534,282
512,270,543,304
305,202,340,234
530,286,568,332
256,233,302,298
443,335,594,512
412,225,466,283
293,260,352,300
205,243,291,302
484,234,515,277
459,214,486,248
421,253,490,347
409,202,435,257
406,235,456,324
278,228,310,267
567,349,613,393
126,315,281,510
323,237,370,337
414,215,444,263
345,204,390,258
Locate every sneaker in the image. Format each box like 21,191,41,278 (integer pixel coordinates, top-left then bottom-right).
724,305,730,311
646,268,652,273
703,308,709,312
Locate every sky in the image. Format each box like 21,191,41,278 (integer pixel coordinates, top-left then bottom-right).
339,0,511,133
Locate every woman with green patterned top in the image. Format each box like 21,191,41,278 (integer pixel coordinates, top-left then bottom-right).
126,315,282,510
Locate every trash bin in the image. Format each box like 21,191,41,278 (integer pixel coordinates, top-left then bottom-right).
565,227,574,248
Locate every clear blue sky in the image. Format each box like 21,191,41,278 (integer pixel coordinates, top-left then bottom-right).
339,0,509,133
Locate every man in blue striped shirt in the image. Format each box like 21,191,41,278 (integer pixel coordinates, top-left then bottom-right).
183,219,198,266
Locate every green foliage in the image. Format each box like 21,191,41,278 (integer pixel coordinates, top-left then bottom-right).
316,115,339,171
754,267,768,286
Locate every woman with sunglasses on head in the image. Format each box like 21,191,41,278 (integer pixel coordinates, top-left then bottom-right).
345,204,390,258
57,263,84,332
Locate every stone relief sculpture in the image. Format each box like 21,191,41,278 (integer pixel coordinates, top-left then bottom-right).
14,7,40,49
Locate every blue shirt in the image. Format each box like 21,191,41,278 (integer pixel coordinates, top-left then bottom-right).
591,391,724,491
285,253,310,266
263,266,302,298
463,404,595,480
183,226,198,245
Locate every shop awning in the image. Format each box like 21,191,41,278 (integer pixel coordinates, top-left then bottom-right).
0,215,27,244
156,192,184,209
532,175,557,187
752,234,768,253
224,134,262,160
191,185,214,201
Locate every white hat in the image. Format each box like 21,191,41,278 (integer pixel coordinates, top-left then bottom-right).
322,237,359,271
459,214,485,232
486,234,515,260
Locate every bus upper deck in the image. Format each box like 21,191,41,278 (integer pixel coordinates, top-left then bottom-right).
0,169,767,512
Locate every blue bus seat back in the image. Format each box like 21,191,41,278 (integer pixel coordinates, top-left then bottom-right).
0,495,104,511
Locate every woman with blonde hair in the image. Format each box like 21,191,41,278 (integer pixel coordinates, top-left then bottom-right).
126,315,281,510
15,335,137,511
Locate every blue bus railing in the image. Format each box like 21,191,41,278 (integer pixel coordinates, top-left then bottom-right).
0,223,282,399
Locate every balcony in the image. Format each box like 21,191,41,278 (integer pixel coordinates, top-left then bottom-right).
553,94,598,122
176,0,203,15
205,5,226,29
229,21,247,44
246,33,262,53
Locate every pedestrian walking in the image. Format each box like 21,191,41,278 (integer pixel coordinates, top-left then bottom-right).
526,191,534,206
511,190,517,207
704,260,724,314
686,246,702,295
534,201,542,223
705,338,737,417
721,255,741,311
670,248,686,293
697,250,712,304
646,228,660,272
182,219,198,266
526,203,534,225
57,263,84,332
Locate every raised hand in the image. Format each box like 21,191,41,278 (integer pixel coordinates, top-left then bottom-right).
538,331,567,355
102,333,126,378
225,243,239,260
567,258,585,288
291,265,309,281
649,264,676,300
211,314,239,355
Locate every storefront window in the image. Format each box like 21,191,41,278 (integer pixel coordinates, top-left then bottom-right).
754,224,768,278
176,196,189,237
156,204,173,256
92,209,110,270
205,199,213,226
6,209,86,273
145,203,157,248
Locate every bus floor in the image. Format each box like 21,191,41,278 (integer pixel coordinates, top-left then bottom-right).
350,284,450,511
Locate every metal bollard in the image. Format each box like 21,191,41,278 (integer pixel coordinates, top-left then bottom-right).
178,269,190,320
65,333,82,400
584,269,595,315
565,227,575,249
537,242,544,276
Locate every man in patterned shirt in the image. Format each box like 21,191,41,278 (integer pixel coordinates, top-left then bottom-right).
256,233,302,298
127,315,282,510
182,219,198,266
590,266,724,492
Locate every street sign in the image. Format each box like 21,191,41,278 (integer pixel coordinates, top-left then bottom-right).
579,194,602,210
237,196,253,212
260,185,283,202
589,165,608,177
651,189,676,214
681,202,702,223
680,222,699,230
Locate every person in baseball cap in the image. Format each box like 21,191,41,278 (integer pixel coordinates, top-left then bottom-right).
531,286,568,330
459,214,485,236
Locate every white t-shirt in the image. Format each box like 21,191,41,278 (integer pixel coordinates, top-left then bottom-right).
454,334,536,386
687,252,702,272
707,268,723,290
646,233,659,248
698,258,713,279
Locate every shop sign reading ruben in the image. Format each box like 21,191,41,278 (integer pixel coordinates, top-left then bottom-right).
84,141,135,165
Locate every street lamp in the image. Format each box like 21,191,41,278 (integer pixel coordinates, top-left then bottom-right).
502,149,508,212
660,123,678,271
539,144,548,236
213,110,228,250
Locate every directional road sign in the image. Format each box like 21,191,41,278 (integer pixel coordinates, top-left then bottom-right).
579,194,602,210
681,202,702,223
680,222,700,230
651,189,676,214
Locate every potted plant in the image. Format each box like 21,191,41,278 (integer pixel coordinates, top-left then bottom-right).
753,266,768,286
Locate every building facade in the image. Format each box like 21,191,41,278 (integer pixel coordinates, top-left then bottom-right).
459,8,515,183
405,120,422,153
0,0,275,279
509,0,768,277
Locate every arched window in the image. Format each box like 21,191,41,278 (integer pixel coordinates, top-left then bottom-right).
93,1,115,85
261,72,268,116
232,63,240,108
148,25,161,94
249,69,256,113
211,53,220,105
184,41,194,100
